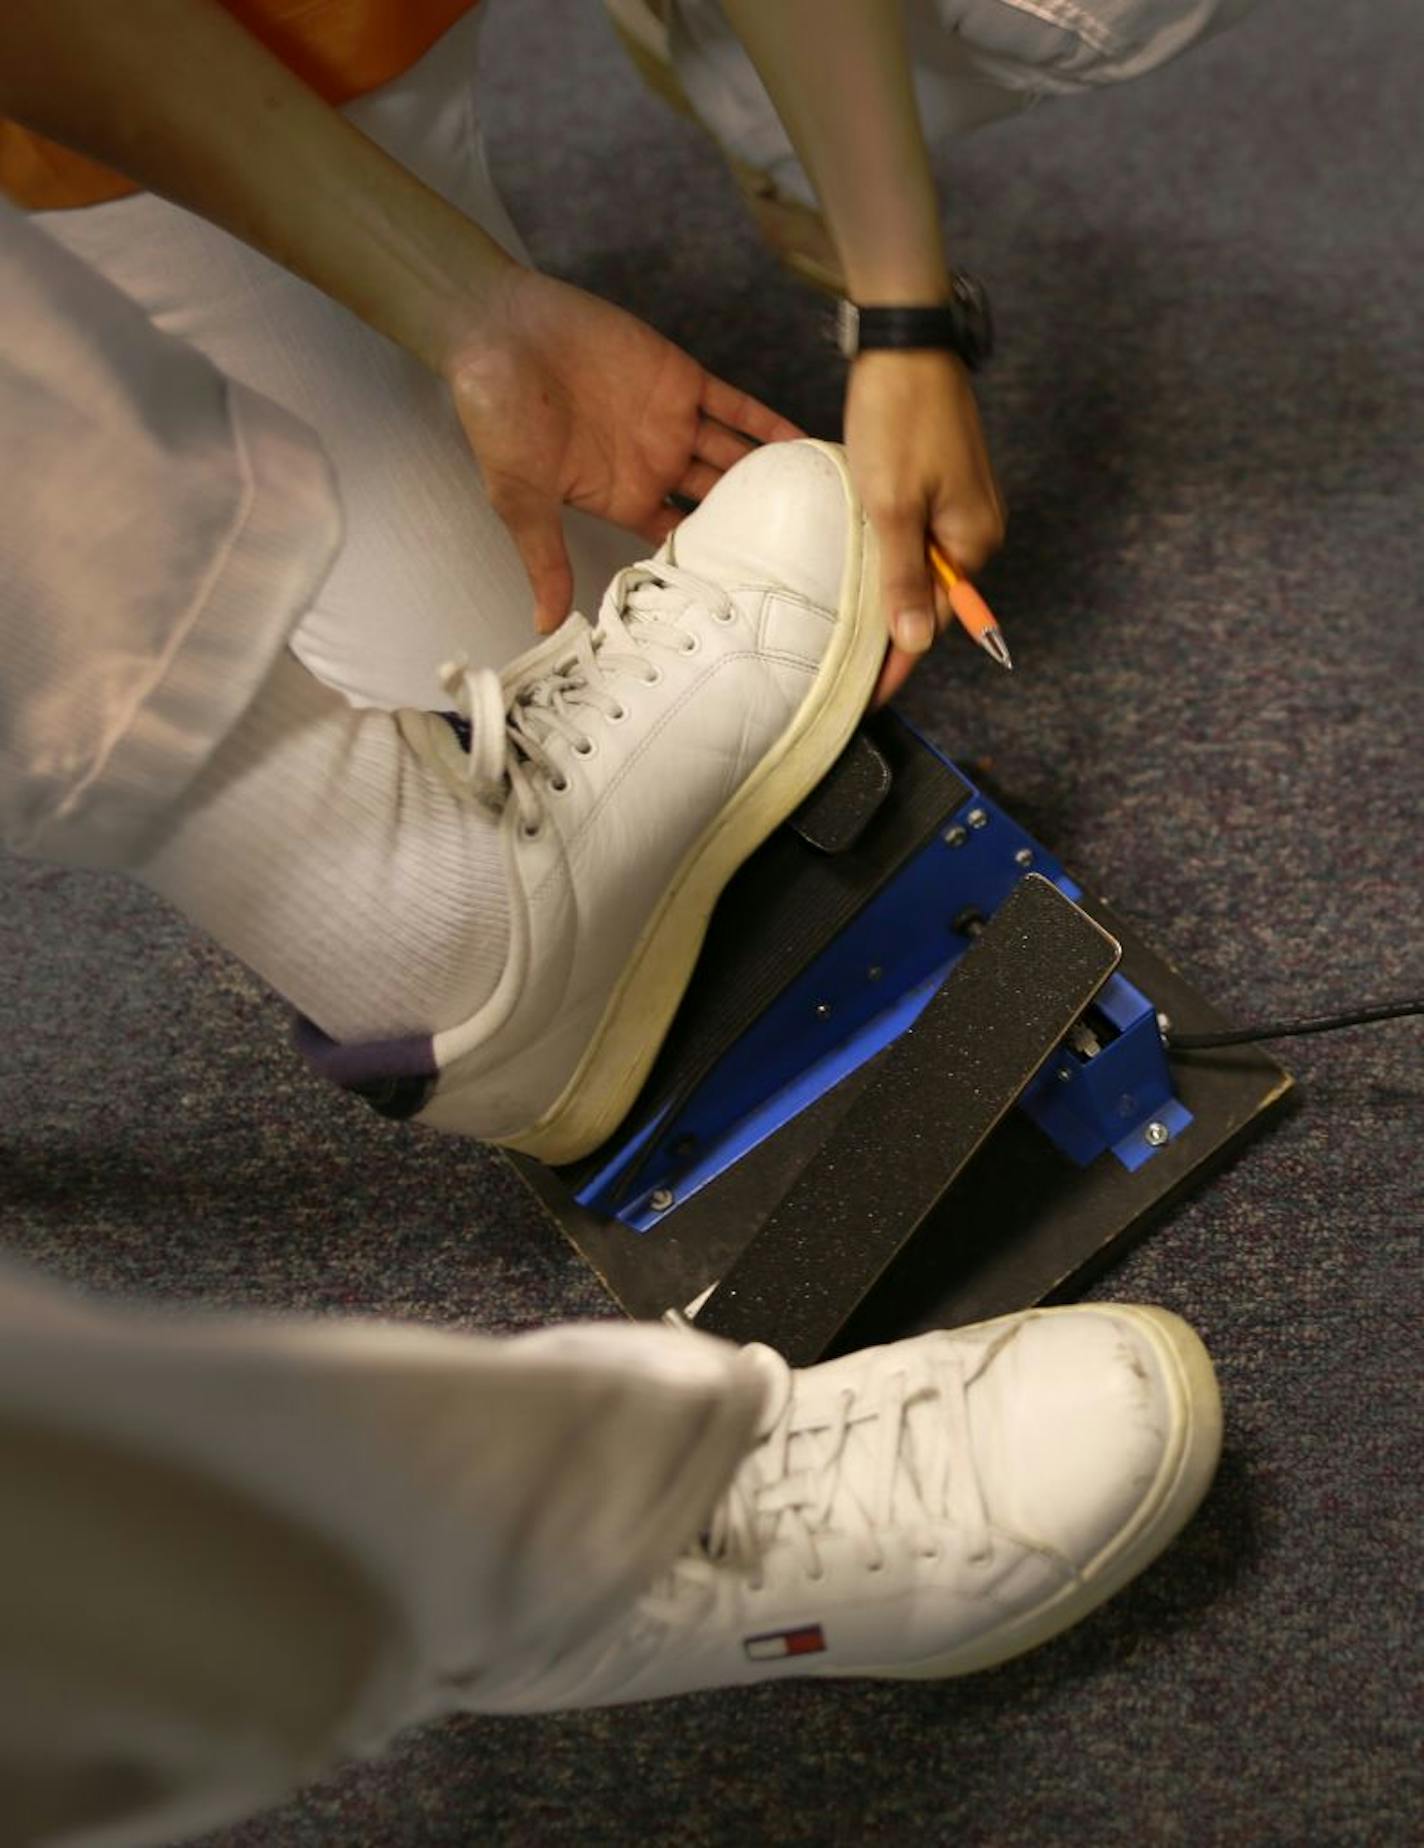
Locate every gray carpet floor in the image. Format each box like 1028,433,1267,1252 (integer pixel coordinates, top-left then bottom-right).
2,0,1421,1841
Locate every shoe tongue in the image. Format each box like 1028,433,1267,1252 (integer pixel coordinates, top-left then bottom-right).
784,1369,949,1531
890,1384,954,1521
597,563,687,646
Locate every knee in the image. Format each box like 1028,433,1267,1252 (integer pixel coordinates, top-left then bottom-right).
935,0,1257,92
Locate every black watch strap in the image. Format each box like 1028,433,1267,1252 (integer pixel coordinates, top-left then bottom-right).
837,274,993,370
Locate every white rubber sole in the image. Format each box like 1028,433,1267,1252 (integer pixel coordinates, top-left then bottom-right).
856,1306,1225,1681
504,442,885,1165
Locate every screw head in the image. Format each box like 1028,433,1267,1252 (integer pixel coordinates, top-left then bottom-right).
967,807,989,830
1014,846,1034,868
814,1001,832,1020
943,824,968,848
649,1187,675,1212
1156,1011,1173,1037
1056,1065,1074,1084
1144,1121,1170,1148
867,965,884,983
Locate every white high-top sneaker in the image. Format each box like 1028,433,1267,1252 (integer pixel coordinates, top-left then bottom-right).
462,1305,1223,1711
394,439,886,1163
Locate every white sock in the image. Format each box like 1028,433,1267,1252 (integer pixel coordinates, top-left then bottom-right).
135,650,510,1044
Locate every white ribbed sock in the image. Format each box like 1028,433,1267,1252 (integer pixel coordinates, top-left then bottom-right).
135,650,510,1043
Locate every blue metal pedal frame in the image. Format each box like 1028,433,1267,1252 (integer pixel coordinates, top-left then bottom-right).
576,724,1190,1234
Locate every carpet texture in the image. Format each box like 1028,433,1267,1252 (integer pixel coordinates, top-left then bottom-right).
1,0,1420,1842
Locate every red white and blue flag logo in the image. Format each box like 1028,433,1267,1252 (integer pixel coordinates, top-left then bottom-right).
743,1624,827,1662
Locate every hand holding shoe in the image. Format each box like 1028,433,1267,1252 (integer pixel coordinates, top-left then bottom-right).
843,349,1007,708
446,267,805,634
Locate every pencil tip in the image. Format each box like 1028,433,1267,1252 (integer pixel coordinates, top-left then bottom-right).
978,627,1014,672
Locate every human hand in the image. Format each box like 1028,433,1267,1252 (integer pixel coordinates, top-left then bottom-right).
446,267,805,632
843,349,1006,707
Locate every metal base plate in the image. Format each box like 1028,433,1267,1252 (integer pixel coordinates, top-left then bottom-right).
506,727,1292,1356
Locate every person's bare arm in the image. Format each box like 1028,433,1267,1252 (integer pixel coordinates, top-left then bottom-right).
0,0,518,372
0,0,802,627
722,0,949,305
722,0,1005,703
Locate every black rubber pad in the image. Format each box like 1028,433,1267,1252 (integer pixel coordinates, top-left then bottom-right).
693,875,1121,1363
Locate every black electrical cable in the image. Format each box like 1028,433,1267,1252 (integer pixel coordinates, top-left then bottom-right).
1166,997,1424,1051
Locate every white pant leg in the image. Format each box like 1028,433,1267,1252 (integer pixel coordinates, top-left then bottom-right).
0,204,761,1842
927,0,1260,95
671,0,1259,209
0,1256,764,1848
0,201,340,870
36,7,640,713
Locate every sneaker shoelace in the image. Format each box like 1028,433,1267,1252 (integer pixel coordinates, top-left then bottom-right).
418,1340,1021,1715
636,1344,999,1638
437,561,733,836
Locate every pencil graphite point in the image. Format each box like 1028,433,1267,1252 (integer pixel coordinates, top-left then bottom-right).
928,542,1013,670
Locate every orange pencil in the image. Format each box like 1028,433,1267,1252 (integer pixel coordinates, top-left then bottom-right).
928,541,1013,671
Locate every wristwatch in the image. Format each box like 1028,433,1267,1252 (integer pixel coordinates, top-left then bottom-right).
836,272,994,371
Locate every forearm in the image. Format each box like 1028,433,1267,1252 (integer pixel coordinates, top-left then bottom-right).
0,0,518,373
719,0,948,303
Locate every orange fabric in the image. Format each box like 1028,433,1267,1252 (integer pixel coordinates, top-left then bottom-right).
1,0,477,212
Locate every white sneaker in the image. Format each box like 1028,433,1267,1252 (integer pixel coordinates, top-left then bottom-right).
465,1305,1223,1710
398,439,885,1162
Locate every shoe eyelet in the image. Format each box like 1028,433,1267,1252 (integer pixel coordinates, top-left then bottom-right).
713,606,735,625
549,776,570,796
642,666,664,688
521,821,545,841
605,704,628,725
572,737,597,758
866,1560,885,1574
680,634,701,656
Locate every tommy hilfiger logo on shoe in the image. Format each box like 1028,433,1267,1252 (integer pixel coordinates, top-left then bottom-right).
743,1624,827,1662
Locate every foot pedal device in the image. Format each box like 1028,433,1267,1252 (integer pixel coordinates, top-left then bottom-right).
693,874,1118,1363
507,714,1292,1360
